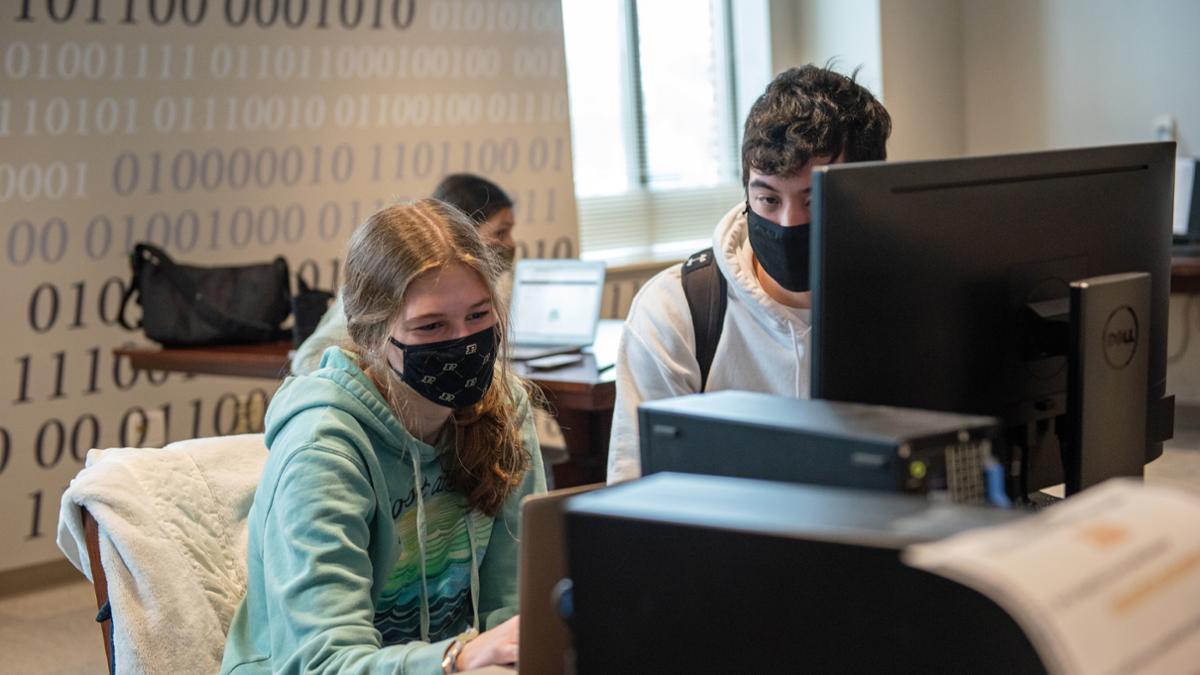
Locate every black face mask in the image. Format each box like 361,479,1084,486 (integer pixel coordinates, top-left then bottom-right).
491,244,516,268
389,326,497,408
745,204,811,293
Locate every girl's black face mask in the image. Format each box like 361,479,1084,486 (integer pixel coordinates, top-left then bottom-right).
745,203,812,293
389,326,497,408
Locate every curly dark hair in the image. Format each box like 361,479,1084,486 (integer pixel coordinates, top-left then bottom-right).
741,64,891,184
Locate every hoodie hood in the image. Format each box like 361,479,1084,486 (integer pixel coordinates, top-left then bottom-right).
713,203,812,332
265,346,440,466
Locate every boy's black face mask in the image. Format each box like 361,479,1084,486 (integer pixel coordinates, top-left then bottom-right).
745,204,811,292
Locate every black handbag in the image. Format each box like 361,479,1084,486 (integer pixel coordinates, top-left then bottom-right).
118,243,292,347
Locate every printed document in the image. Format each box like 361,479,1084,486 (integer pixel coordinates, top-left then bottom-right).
904,480,1200,675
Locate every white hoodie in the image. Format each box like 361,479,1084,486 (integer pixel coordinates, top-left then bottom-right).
607,203,813,483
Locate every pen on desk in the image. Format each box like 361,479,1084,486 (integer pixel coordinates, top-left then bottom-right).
596,362,615,374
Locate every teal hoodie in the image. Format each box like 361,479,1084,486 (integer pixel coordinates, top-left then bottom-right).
221,347,545,675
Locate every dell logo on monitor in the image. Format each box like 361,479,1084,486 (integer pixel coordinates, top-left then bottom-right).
1102,306,1139,369
1107,329,1136,345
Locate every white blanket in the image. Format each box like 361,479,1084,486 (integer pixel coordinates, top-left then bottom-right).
57,434,268,675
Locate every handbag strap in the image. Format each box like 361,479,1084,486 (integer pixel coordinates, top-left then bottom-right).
128,243,289,342
117,246,145,332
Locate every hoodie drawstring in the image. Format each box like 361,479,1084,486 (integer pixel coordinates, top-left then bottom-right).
408,445,482,643
788,323,800,397
789,322,812,398
408,448,433,642
466,514,481,632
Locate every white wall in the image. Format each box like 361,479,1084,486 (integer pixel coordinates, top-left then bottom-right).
767,0,966,161
769,0,882,92
771,0,1200,162
878,0,966,160
962,0,1200,155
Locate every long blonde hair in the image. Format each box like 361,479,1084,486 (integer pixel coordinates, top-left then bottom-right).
342,199,530,516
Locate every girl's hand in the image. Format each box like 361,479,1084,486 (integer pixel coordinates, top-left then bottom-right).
457,615,519,671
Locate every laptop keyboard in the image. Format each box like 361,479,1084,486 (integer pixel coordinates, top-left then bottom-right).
508,344,583,361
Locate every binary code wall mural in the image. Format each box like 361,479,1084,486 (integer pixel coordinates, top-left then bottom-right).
0,0,577,572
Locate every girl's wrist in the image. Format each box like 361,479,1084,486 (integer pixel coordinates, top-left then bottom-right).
440,628,479,674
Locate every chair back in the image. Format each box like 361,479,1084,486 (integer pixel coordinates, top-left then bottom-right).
59,434,268,674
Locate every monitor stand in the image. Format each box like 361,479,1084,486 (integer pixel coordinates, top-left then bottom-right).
1023,272,1151,499
1062,272,1151,495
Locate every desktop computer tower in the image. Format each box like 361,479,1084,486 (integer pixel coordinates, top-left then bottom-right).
639,391,1004,504
564,473,1046,675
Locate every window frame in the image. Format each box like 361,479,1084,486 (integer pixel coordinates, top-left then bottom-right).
569,0,761,265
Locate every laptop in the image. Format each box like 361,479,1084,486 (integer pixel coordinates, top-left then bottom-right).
517,483,605,675
508,260,606,361
1172,157,1200,254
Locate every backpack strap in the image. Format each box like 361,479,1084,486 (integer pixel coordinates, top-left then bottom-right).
681,247,727,392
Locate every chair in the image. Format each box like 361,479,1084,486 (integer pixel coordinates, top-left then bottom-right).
56,435,268,675
82,506,115,672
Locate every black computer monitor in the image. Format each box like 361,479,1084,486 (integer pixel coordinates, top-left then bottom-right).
810,142,1175,499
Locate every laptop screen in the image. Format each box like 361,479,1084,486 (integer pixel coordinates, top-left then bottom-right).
1175,158,1198,237
509,260,606,346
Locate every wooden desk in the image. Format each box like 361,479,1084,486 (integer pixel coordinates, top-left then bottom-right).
510,321,620,487
115,340,296,380
115,320,622,487
1171,256,1200,294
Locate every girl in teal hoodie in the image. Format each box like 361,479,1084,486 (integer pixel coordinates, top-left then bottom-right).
221,200,546,675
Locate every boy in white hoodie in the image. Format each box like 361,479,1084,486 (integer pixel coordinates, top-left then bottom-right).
607,64,892,483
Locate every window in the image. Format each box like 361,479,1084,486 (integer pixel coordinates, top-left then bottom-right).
562,0,768,264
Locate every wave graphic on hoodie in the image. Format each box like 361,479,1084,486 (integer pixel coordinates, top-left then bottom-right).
376,584,473,644
373,492,493,644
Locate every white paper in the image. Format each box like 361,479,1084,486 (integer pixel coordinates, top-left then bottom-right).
904,479,1200,675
